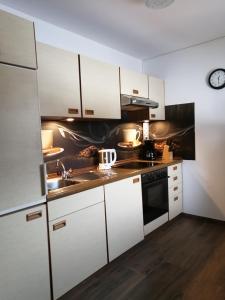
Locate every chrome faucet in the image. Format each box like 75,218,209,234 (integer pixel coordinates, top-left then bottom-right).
56,159,72,179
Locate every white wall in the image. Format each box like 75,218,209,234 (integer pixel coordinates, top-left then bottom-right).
0,4,142,71
143,38,225,221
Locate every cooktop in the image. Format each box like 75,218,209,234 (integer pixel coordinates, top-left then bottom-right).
113,161,162,169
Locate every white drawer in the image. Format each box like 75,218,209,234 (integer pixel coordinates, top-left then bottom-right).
169,192,183,220
168,173,182,189
168,163,182,177
169,182,182,195
48,186,104,221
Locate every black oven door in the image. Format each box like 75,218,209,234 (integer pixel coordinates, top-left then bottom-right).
142,177,168,225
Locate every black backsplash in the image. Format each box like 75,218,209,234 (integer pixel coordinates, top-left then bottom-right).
42,103,195,172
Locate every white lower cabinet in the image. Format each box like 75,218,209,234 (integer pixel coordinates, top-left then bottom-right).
0,205,51,300
48,187,107,300
104,175,144,262
168,163,183,220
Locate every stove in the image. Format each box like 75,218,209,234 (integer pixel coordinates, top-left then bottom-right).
113,161,162,169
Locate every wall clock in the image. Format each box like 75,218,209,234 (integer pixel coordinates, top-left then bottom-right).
208,68,225,89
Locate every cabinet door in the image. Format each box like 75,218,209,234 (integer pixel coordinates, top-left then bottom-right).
0,64,45,214
0,10,37,69
80,55,121,119
49,202,107,300
149,76,165,120
0,205,50,300
37,43,81,117
120,67,148,98
105,176,144,262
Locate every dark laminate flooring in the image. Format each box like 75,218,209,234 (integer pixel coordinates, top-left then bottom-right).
60,214,225,300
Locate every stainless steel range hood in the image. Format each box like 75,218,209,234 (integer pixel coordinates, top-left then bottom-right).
121,94,159,111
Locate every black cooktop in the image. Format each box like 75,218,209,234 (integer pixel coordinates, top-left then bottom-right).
113,161,162,169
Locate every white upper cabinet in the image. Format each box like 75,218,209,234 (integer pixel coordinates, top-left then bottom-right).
80,55,121,119
0,10,37,69
149,76,165,120
120,67,148,98
37,43,81,117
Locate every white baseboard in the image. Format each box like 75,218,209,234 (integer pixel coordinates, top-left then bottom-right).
144,213,169,236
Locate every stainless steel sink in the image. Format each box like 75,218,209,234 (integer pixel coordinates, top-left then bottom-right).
72,172,101,182
47,178,79,191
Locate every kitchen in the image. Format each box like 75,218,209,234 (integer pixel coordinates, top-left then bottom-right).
0,1,225,300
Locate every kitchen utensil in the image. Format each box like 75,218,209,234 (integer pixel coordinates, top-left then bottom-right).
98,149,117,170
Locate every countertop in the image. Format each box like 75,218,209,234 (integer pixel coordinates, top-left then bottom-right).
47,159,183,202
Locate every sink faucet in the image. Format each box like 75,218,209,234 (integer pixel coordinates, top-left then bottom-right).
56,159,72,179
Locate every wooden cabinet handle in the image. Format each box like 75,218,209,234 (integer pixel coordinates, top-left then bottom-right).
173,176,178,181
173,166,178,171
53,220,66,231
173,186,178,191
26,210,42,222
174,196,179,201
133,177,140,184
68,108,79,114
133,89,139,95
85,109,94,116
151,114,156,118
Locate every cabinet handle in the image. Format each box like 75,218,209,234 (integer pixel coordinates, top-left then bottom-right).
53,220,66,231
85,109,94,116
151,114,156,118
173,176,178,181
68,108,79,114
133,177,140,184
40,163,47,196
173,166,178,171
133,89,139,95
26,210,42,222
173,186,178,191
174,196,179,202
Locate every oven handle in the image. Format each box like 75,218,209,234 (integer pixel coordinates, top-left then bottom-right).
142,176,169,188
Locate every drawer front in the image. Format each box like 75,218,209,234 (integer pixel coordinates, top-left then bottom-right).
168,174,182,189
169,192,183,220
168,163,182,177
48,186,104,221
169,182,182,195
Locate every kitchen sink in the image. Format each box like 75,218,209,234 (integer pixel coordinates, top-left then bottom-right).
71,172,101,182
47,178,79,191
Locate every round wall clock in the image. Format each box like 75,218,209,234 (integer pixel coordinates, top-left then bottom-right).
208,68,225,89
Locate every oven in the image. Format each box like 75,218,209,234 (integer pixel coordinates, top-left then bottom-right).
141,168,169,235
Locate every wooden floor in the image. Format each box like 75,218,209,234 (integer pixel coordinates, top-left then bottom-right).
60,214,225,300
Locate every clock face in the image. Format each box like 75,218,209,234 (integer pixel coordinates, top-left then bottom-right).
208,68,225,89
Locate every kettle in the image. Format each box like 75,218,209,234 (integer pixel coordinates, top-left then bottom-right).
98,149,117,170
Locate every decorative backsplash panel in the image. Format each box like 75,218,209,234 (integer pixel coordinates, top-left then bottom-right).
42,120,143,171
42,102,195,172
150,103,195,160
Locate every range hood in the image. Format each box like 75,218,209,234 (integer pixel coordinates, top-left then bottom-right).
121,94,159,111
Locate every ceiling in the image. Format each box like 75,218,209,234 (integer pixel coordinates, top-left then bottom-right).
1,0,225,60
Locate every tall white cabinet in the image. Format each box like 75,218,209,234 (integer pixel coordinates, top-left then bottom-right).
0,205,51,300
0,9,37,69
0,64,45,214
37,43,81,117
80,55,121,119
104,176,144,262
149,76,165,120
